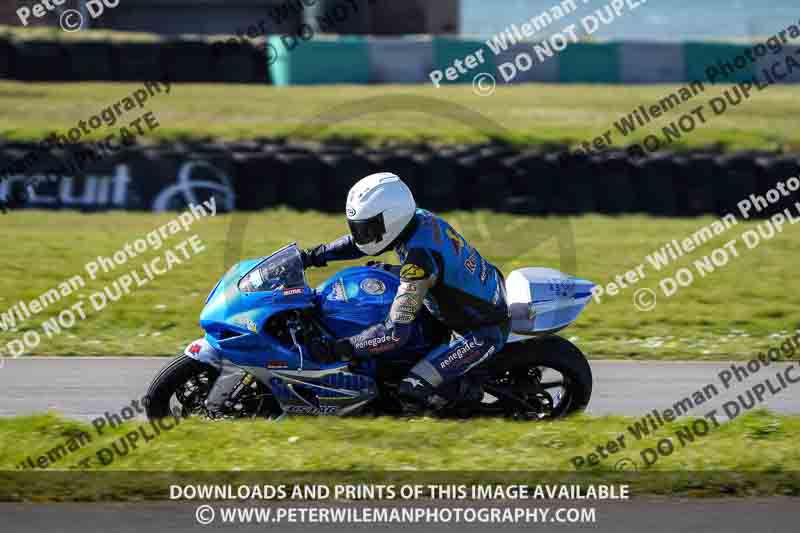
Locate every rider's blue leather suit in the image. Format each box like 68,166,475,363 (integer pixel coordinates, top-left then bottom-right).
308,209,511,397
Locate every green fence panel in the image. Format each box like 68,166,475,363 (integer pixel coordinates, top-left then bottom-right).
684,42,756,84
431,38,496,84
558,43,620,83
268,36,371,86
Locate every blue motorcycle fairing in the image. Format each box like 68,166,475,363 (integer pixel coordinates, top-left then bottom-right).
236,363,379,417
315,266,398,334
193,244,435,416
314,266,432,354
183,337,222,369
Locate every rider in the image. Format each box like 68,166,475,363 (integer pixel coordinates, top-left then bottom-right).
302,172,511,409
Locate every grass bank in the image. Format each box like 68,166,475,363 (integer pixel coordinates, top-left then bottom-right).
0,411,798,499
0,81,799,150
0,210,798,359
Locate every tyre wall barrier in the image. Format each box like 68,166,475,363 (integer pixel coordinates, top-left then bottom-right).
0,38,13,79
10,40,70,81
0,38,269,84
113,41,164,81
1,139,798,218
161,40,215,83
69,41,115,81
213,42,268,84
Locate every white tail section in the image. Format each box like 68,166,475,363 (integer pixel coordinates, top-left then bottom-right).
505,267,595,337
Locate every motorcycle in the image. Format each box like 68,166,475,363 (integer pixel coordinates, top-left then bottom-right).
145,243,595,420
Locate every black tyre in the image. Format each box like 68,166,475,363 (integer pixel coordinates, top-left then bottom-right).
483,335,593,419
145,355,219,419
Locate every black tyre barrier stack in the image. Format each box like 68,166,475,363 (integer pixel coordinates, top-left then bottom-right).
184,148,239,208
107,146,186,210
412,150,461,211
273,150,329,211
232,150,281,210
162,40,215,83
664,153,692,217
634,152,680,216
68,41,115,81
503,150,555,215
753,154,800,218
713,152,761,216
113,42,164,82
588,151,635,214
141,147,237,210
0,145,33,210
456,145,516,210
212,42,267,83
681,152,718,215
11,40,70,81
2,143,117,210
0,38,269,84
228,140,269,152
52,144,137,211
759,155,800,217
0,38,12,79
760,155,800,187
318,151,378,211
552,152,596,214
3,138,800,217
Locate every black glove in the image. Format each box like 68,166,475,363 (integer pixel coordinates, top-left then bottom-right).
309,337,354,363
301,246,328,269
309,337,334,363
333,339,355,361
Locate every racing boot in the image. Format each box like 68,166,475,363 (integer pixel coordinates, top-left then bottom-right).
397,374,483,414
396,375,442,414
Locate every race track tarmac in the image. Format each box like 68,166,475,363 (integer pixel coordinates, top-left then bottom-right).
1,357,798,420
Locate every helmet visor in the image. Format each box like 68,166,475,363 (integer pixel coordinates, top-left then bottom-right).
348,213,386,245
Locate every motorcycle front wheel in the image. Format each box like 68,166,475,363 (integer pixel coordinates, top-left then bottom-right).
145,355,220,419
145,355,283,420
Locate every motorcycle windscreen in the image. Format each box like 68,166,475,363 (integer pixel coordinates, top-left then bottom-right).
238,244,306,293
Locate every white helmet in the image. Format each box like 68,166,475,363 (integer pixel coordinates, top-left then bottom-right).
346,172,416,255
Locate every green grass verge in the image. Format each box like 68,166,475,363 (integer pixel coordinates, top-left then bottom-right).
0,24,164,42
0,411,798,499
0,80,799,150
0,210,798,360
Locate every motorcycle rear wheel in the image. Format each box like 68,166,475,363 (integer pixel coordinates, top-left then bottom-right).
477,335,593,420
